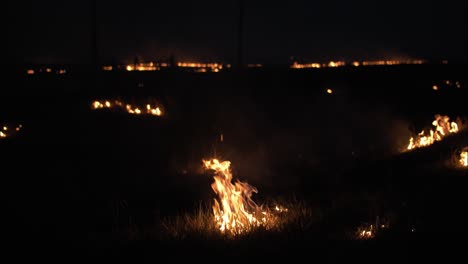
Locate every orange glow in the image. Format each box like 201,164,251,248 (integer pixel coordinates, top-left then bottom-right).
432,85,439,91
326,88,333,94
357,225,374,239
327,61,345,67
177,62,223,72
26,69,35,75
407,115,460,151
460,149,468,167
102,66,113,71
92,99,164,117
291,59,425,69
203,159,282,235
247,64,263,68
290,62,321,69
0,124,22,139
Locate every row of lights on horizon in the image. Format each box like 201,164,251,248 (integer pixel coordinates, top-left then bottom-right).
290,59,427,69
26,59,450,74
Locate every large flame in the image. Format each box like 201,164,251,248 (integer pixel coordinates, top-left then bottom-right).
407,115,460,150
203,159,278,235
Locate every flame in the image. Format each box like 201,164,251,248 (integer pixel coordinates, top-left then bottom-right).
203,159,278,235
0,124,22,139
91,100,163,116
460,149,468,167
356,224,375,240
291,59,425,69
407,115,460,150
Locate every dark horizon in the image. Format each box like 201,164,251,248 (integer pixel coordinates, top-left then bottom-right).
5,1,468,65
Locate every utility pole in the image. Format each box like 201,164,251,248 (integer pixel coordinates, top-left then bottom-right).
91,0,99,74
237,0,244,70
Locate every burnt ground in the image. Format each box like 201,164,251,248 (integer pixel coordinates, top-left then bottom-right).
1,63,467,261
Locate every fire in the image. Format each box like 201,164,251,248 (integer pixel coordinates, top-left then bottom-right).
0,124,22,139
203,159,280,235
407,115,460,150
91,99,163,116
356,225,375,239
460,149,468,167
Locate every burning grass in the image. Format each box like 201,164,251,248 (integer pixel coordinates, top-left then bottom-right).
458,147,468,167
91,99,163,116
158,158,316,239
406,114,461,151
202,158,282,235
160,198,315,240
460,149,468,167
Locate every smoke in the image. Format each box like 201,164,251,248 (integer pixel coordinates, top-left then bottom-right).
182,93,412,194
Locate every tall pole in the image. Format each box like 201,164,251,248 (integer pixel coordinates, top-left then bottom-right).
92,0,98,71
91,0,98,91
237,0,244,70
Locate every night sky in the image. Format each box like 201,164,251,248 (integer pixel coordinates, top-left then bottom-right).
5,0,468,64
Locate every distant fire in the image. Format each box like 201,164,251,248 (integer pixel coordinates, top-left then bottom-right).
91,99,163,117
25,67,66,75
102,61,229,72
203,159,284,235
406,115,460,151
460,148,468,167
291,59,425,69
0,124,22,139
355,223,388,240
356,224,375,239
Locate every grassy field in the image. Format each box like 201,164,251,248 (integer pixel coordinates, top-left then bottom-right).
1,64,467,260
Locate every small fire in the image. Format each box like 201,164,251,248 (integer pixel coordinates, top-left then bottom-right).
356,223,389,240
356,225,375,239
0,124,22,139
407,115,460,150
460,149,468,167
203,159,281,235
91,99,163,116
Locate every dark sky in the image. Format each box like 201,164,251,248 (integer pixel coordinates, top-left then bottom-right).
5,0,468,64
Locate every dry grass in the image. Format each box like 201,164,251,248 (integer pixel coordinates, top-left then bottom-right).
158,197,317,240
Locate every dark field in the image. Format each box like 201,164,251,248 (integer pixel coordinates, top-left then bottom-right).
1,64,467,261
